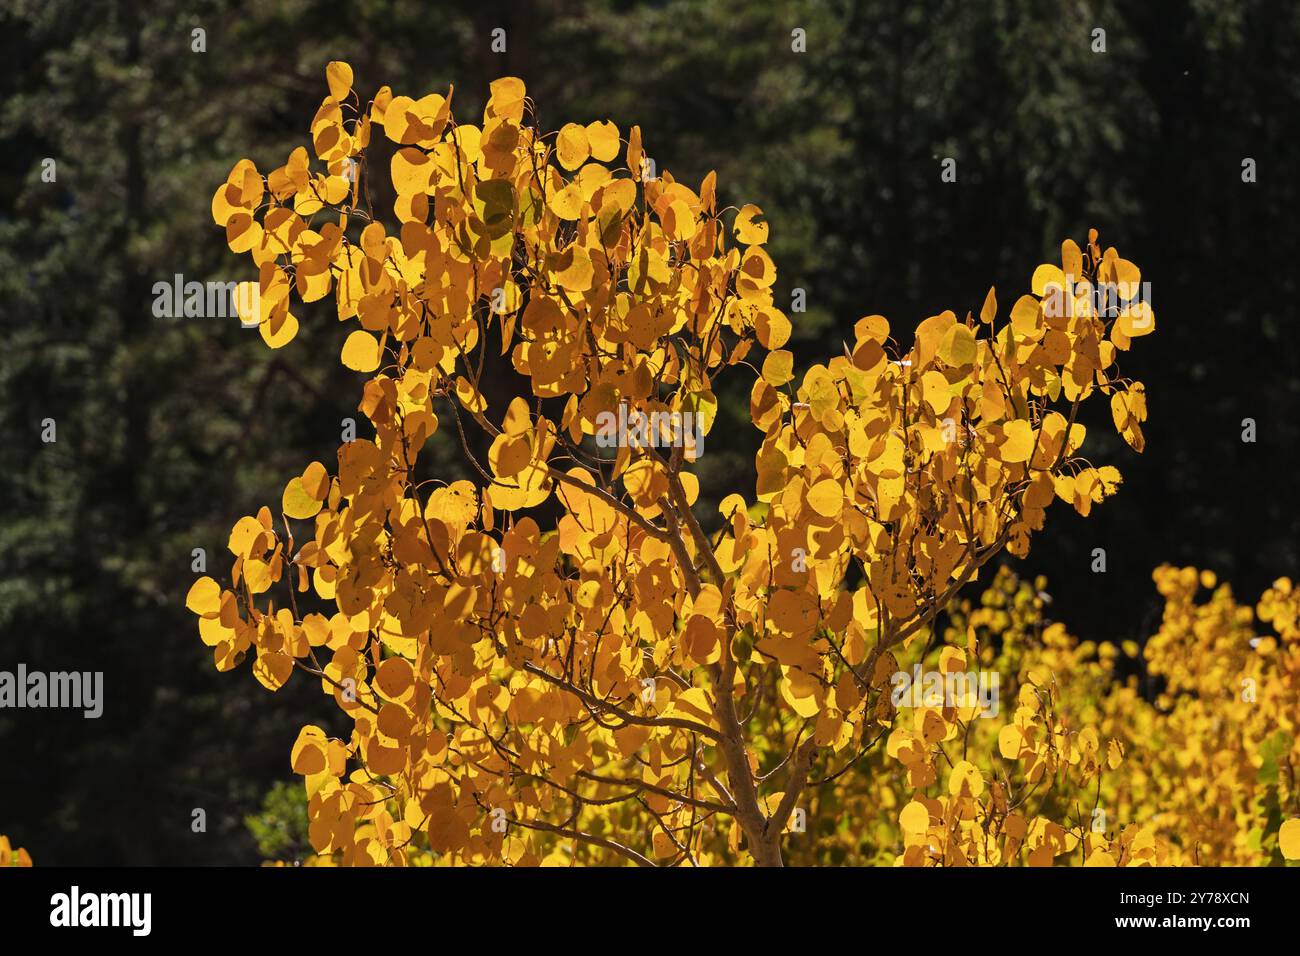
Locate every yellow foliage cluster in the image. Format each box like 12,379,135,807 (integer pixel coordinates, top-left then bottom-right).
188,66,1250,867
780,566,1300,866
1110,568,1300,865
0,834,33,867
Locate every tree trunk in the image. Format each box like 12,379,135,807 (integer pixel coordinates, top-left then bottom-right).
749,833,784,867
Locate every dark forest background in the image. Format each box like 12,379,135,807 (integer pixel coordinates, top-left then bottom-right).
1,0,1297,864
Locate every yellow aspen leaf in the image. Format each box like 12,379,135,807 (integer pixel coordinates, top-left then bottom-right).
625,124,643,179
391,148,433,195
980,286,997,324
1000,419,1034,463
244,558,274,594
779,676,821,718
283,476,323,520
665,687,714,724
677,470,700,505
489,432,531,479
253,650,294,691
899,800,929,835
226,516,263,558
376,657,414,700
548,183,584,221
1010,294,1042,337
502,396,531,436
734,203,768,245
384,93,449,146
998,725,1023,760
921,370,951,415
739,246,775,289
186,576,222,617
260,311,299,349
939,645,967,674
226,213,263,253
662,200,697,242
454,376,487,413
761,349,794,387
1280,819,1300,860
486,76,525,121
1107,739,1124,770
555,123,590,171
1111,256,1141,287
754,308,791,349
301,462,329,500
554,245,594,291
211,183,241,226
1061,238,1083,278
1031,264,1065,297
806,478,843,518
585,120,620,162
855,314,890,345
341,330,382,372
1027,844,1054,867
874,432,906,476
325,61,354,101
949,760,984,798
1116,301,1155,338
291,726,328,775
938,324,976,367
